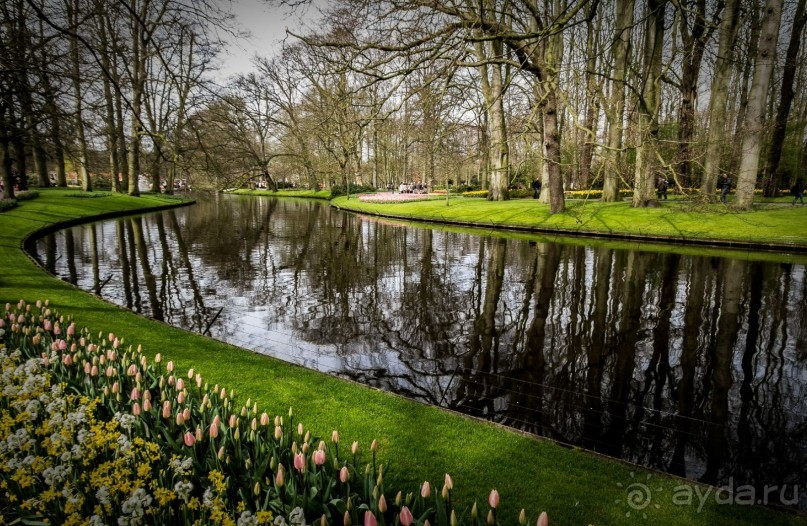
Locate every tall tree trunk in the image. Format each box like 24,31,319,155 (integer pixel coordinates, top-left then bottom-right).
676,0,711,188
762,0,807,196
603,0,634,202
633,0,666,207
730,0,761,175
97,9,121,192
67,0,91,192
0,112,14,200
735,0,784,209
580,11,601,190
477,38,510,201
701,0,741,200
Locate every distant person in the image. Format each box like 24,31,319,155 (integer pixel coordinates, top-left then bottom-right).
792,177,805,206
719,174,731,204
656,176,668,200
531,177,542,199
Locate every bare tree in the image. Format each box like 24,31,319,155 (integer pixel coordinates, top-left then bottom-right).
734,0,784,209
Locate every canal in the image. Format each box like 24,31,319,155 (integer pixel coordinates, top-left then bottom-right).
30,194,807,509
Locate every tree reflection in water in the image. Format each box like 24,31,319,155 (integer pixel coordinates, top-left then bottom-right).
31,195,807,509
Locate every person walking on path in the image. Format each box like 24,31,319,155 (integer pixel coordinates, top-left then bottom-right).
792,177,805,206
656,176,668,200
531,177,542,199
719,174,731,204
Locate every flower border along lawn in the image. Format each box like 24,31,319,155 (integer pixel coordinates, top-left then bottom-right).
331,196,807,252
1,188,805,526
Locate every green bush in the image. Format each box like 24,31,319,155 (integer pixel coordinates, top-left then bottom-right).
15,190,39,201
0,300,550,526
330,183,378,199
0,199,18,212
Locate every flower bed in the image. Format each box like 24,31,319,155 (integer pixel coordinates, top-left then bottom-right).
0,301,549,526
357,193,443,204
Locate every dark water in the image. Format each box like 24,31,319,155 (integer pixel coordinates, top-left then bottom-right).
30,195,807,508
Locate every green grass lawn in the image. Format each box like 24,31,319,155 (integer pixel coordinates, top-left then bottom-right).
1,188,805,525
331,195,807,250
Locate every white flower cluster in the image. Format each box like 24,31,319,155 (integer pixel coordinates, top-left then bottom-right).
238,511,258,526
272,507,307,526
174,480,194,502
114,411,137,432
169,456,194,476
118,487,153,526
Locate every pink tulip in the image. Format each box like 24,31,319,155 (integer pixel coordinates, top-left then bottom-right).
108,350,116,361
274,426,283,440
80,337,86,347
154,353,162,363
183,432,196,447
90,365,98,377
297,423,304,435
196,374,202,388
212,415,221,427
143,399,152,412
43,320,51,331
176,412,185,426
112,338,119,349
187,368,194,379
162,401,171,419
108,332,115,342
168,376,175,386
130,387,140,400
294,452,305,472
488,489,500,509
83,362,91,374
340,466,349,483
143,390,151,401
196,426,203,442
111,381,119,394
67,324,75,336
275,465,285,487
182,408,190,422
229,415,238,428
363,511,377,526
331,430,339,443
176,378,185,391
167,361,174,373
537,512,549,526
58,340,67,351
421,481,431,499
400,506,414,526
132,402,141,416
209,422,219,438
313,450,326,466
105,366,115,377
378,494,387,513
260,412,270,426
177,392,186,404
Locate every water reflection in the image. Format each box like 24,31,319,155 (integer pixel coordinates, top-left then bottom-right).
31,195,807,508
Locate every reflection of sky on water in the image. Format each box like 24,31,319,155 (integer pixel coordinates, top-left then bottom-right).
31,195,807,510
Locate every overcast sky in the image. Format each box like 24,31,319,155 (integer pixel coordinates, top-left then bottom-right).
217,0,325,80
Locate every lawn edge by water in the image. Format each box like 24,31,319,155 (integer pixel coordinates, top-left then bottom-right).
1,189,805,525
329,195,807,253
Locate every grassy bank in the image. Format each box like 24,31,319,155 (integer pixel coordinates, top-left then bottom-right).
1,188,805,525
331,196,807,251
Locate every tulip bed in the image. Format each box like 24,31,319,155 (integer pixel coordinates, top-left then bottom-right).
0,300,549,526
357,193,444,204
